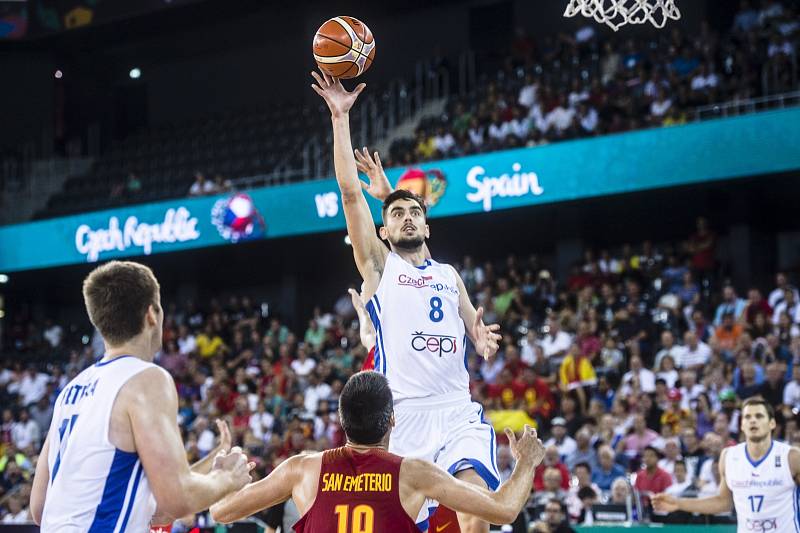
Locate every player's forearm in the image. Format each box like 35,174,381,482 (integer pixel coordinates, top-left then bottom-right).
676,495,731,514
172,470,237,518
190,445,222,475
491,455,536,523
331,116,362,198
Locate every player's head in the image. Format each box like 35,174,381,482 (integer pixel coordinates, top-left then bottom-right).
379,189,429,252
82,261,163,356
339,371,395,446
740,396,775,443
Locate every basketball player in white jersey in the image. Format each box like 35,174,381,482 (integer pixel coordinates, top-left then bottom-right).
29,261,253,532
312,70,503,533
653,397,800,533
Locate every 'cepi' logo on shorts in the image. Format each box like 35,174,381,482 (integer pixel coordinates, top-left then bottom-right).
745,518,778,532
411,331,458,357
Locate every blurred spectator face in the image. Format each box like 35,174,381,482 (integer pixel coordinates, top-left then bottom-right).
643,448,660,469
661,331,674,348
575,464,591,485
630,356,643,371
777,272,788,288
544,467,562,491
611,479,630,504
545,446,560,465
552,424,567,441
576,429,590,448
723,286,736,302
664,439,680,459
544,501,565,526
598,446,615,469
681,429,698,450
633,414,647,432
674,462,688,483
703,430,724,455
497,445,512,470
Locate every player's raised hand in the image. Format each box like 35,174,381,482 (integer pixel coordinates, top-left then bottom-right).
311,69,366,118
473,306,502,360
505,425,545,466
348,288,366,312
215,418,232,453
354,147,393,201
651,493,679,513
212,446,256,491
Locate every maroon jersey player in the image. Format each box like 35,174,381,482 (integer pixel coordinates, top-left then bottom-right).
211,371,545,532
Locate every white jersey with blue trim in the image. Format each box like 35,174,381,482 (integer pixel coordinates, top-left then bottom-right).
366,252,469,402
41,355,158,533
724,440,799,533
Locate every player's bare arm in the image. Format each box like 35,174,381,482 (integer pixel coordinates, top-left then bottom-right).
452,267,501,360
790,447,800,485
29,435,51,525
126,367,254,519
211,454,317,524
403,426,544,524
350,287,376,349
652,447,733,514
312,71,387,294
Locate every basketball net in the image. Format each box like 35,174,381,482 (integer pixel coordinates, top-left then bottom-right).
564,0,681,32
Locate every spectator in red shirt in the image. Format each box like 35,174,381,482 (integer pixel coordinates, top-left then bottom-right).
486,368,523,408
231,396,251,442
743,288,772,324
516,367,555,422
634,446,673,507
686,216,716,275
534,445,571,491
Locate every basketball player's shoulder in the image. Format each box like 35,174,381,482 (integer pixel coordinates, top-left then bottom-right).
398,456,443,488
119,364,176,405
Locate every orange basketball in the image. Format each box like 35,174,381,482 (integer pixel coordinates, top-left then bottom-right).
313,16,376,79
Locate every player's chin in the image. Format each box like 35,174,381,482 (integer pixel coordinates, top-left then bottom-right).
392,235,425,251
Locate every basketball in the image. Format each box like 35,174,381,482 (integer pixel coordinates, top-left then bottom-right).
313,16,376,79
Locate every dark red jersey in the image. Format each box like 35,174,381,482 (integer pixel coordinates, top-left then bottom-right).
294,447,419,533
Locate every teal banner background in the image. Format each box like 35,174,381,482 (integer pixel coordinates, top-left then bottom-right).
1,108,798,272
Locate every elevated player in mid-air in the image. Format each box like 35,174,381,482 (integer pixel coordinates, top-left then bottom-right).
311,69,503,533
211,371,545,532
653,397,800,533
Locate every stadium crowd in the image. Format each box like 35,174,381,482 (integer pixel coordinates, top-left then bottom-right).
387,0,799,166
1,215,799,529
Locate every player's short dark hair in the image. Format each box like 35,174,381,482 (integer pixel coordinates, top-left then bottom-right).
339,371,394,445
381,189,427,219
82,261,160,347
742,396,775,420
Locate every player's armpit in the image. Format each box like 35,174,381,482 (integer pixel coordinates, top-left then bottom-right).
789,447,800,485
403,459,517,525
210,455,301,523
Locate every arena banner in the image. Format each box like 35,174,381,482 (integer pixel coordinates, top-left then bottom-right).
1,108,799,272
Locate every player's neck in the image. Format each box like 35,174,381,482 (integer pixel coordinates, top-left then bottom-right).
345,441,388,453
392,246,427,267
746,437,773,460
104,339,156,363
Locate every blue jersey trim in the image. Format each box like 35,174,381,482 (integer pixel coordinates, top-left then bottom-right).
365,299,387,375
95,355,135,367
414,259,432,270
88,449,139,533
119,461,144,532
447,458,501,491
745,439,774,468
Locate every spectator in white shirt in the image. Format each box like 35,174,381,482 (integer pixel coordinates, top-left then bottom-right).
192,417,216,457
487,112,510,144
303,372,332,414
43,320,63,349
11,408,41,450
644,71,669,100
290,345,317,380
17,368,49,406
678,330,711,370
432,126,456,156
188,171,216,196
772,288,800,325
769,272,798,309
783,365,800,412
622,356,656,394
544,95,576,134
568,80,590,108
1,496,29,524
540,317,574,362
650,88,672,118
177,324,197,355
507,107,531,140
664,460,693,496
544,417,578,462
690,63,719,92
467,117,485,148
518,73,539,109
577,103,598,133
653,331,685,370
679,369,706,411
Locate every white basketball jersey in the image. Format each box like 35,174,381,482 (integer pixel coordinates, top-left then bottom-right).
41,356,158,533
724,440,799,533
366,252,469,401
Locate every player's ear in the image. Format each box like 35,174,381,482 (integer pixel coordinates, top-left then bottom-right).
145,304,157,327
424,224,430,239
390,413,395,428
379,226,388,240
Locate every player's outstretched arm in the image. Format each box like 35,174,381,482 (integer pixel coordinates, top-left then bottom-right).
405,426,544,524
652,448,733,515
312,71,387,286
451,267,501,359
350,288,377,349
126,367,253,520
29,434,51,525
211,454,304,524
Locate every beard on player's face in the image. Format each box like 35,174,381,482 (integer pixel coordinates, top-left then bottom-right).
391,234,425,251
